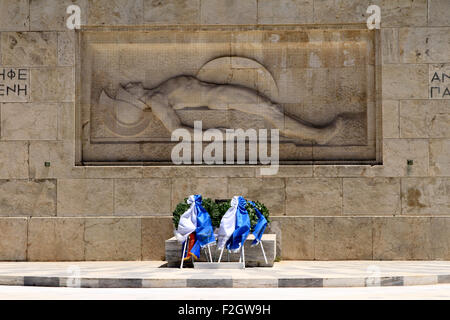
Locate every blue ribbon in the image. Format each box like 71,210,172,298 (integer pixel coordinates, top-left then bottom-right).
193,195,216,248
226,196,251,251
181,194,215,259
248,201,268,246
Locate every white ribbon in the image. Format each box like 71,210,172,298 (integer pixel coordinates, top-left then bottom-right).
174,195,197,243
217,196,239,249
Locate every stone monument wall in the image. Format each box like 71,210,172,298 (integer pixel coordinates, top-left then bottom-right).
0,0,448,261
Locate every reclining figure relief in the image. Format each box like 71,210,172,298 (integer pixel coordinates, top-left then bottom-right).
100,75,345,144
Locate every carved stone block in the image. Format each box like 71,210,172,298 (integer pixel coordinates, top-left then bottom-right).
77,27,379,164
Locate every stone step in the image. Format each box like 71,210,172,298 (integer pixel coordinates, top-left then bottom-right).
165,234,276,267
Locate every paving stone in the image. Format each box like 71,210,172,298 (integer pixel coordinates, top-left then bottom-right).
380,276,404,286
187,278,233,288
98,279,142,288
24,276,60,287
278,278,323,287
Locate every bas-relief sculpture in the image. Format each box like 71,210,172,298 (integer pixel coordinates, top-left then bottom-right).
101,75,345,144
77,28,379,164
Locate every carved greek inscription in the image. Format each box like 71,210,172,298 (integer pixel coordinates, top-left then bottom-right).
0,68,29,102
430,64,450,99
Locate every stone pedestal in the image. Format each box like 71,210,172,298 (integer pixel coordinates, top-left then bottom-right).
165,234,276,267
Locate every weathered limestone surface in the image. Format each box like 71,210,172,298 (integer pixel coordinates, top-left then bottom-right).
29,141,85,179
0,0,29,31
200,0,257,24
228,178,285,215
382,100,399,138
269,217,314,260
144,0,200,24
0,180,56,216
85,218,141,260
428,0,450,26
0,218,27,260
1,32,57,66
0,142,29,179
114,179,171,215
142,217,174,260
376,0,428,27
27,217,85,261
373,217,432,260
313,0,371,24
88,0,144,26
30,67,74,102
257,0,313,24
286,178,342,215
57,32,75,66
401,178,450,215
30,0,88,31
399,100,449,138
1,103,58,140
382,139,429,177
429,139,450,176
343,178,400,215
172,178,227,210
381,28,399,64
399,27,450,63
430,217,450,259
314,217,372,260
382,64,428,99
57,179,113,216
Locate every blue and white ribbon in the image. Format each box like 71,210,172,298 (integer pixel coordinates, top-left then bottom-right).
248,201,268,246
174,195,197,243
217,196,251,252
175,195,215,258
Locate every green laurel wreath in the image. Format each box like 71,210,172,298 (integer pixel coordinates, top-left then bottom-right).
172,198,270,231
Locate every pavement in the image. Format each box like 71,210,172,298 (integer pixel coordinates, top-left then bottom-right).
0,260,449,288
1,284,450,300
